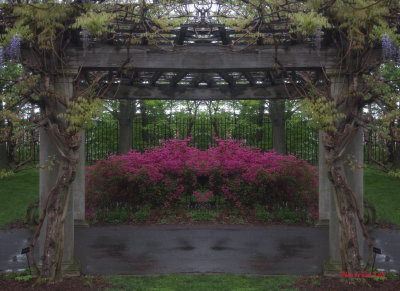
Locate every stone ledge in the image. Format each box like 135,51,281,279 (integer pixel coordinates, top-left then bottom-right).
74,219,89,228
315,219,329,228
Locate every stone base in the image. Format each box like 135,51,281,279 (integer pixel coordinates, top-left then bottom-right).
74,219,89,228
323,258,367,276
36,257,80,277
62,258,81,276
323,258,343,276
315,219,329,228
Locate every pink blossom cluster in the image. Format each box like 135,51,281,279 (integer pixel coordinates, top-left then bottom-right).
85,137,318,220
193,190,213,204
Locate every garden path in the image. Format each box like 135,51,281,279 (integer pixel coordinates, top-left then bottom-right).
0,226,398,275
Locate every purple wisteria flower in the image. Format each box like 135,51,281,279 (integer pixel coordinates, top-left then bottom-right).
382,33,396,61
6,34,21,60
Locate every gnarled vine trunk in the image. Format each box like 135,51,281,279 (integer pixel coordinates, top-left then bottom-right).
327,152,363,272
322,88,373,273
41,154,77,280
29,74,82,282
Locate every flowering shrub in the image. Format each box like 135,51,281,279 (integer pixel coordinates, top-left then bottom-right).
86,137,318,221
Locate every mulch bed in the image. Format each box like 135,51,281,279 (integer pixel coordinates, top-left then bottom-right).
91,207,312,227
290,275,400,291
4,220,26,230
0,276,111,291
375,220,399,230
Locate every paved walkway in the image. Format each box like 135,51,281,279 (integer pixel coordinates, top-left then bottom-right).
0,226,399,275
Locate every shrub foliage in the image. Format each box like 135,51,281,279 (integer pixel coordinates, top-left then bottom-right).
86,137,318,221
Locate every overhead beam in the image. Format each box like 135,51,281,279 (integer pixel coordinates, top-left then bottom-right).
105,84,299,100
63,44,344,71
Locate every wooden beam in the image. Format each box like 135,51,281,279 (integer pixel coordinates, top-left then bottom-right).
170,72,187,86
149,71,163,85
64,44,342,71
243,72,255,86
105,84,300,100
218,72,235,87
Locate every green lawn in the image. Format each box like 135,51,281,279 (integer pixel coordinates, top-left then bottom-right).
106,274,297,291
364,166,400,227
0,168,39,229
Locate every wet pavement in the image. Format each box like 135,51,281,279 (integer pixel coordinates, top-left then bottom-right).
368,229,400,273
0,229,33,273
76,225,328,275
0,225,399,275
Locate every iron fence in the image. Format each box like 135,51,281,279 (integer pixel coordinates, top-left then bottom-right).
12,116,389,166
84,116,319,164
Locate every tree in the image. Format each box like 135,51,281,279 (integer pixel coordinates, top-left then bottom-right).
0,53,38,173
364,60,400,171
268,99,300,154
104,99,137,155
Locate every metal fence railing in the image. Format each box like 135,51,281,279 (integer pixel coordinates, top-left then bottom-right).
12,116,391,166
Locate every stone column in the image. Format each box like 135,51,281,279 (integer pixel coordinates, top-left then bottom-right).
39,73,80,275
325,73,364,272
317,130,331,227
73,130,88,227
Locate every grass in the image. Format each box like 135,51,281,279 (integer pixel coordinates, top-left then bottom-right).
0,168,39,229
106,274,298,291
364,165,400,227
189,209,217,222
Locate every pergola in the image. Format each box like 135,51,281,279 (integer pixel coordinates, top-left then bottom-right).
28,2,375,275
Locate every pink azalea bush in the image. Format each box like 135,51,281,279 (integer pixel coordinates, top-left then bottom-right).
86,137,318,221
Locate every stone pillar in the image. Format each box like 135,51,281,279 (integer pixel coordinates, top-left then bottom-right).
325,74,364,272
317,130,331,227
39,74,80,275
73,130,88,227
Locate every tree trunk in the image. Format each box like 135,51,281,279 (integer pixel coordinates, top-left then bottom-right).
323,74,373,273
29,74,80,282
118,99,136,154
269,99,286,154
393,143,400,169
41,153,77,280
140,100,149,143
326,149,362,273
256,100,265,144
387,120,400,169
0,143,7,170
211,118,219,138
0,102,9,170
